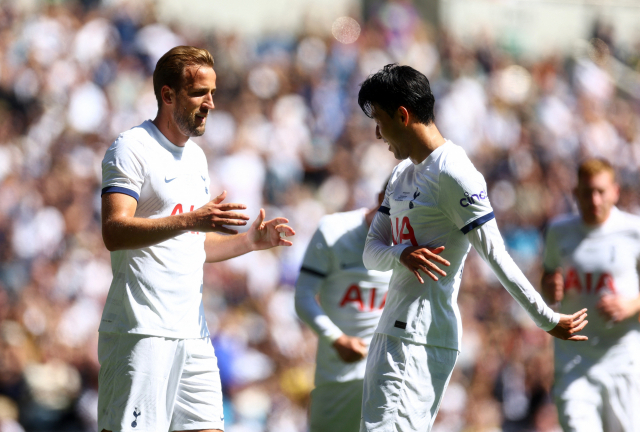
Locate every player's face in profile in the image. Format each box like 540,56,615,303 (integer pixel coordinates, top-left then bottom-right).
575,171,619,225
174,65,216,137
372,105,408,160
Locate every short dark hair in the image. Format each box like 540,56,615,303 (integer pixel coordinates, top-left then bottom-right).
153,46,214,108
358,64,435,125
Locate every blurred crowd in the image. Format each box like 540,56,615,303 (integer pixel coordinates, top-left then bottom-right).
0,0,639,431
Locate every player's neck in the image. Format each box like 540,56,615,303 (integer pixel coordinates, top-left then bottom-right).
408,123,446,164
152,112,189,147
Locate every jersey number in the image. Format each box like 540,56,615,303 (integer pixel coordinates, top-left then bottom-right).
392,217,418,246
339,284,386,311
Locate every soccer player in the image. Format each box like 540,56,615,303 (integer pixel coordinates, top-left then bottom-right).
295,186,439,432
542,158,640,432
356,64,590,432
98,46,294,432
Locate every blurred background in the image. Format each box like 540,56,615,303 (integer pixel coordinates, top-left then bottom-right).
1,0,639,431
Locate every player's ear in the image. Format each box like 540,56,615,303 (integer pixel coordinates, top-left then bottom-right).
397,106,410,126
160,85,175,106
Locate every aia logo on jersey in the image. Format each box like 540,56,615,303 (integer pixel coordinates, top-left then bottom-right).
340,284,386,311
564,268,617,294
171,204,200,235
392,217,418,246
460,191,487,207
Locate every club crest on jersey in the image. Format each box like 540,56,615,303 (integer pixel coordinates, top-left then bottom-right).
409,188,420,209
460,191,487,207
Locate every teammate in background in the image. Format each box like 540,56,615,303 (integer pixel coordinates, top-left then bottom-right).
98,46,294,432
357,64,589,432
542,159,640,432
295,186,407,432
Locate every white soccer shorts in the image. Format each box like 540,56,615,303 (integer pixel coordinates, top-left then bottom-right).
310,380,364,432
360,333,458,432
554,363,640,432
97,333,224,432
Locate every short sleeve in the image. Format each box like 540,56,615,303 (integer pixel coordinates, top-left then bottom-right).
101,137,146,201
438,163,494,234
299,225,332,279
542,225,561,272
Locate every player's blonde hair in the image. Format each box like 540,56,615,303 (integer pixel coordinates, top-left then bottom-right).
153,46,214,108
577,158,616,182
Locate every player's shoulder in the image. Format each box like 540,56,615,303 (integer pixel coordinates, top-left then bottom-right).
547,213,582,233
107,121,156,154
613,208,640,232
317,209,366,246
438,141,478,177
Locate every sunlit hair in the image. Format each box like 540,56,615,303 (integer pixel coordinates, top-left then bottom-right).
153,46,214,108
358,64,435,125
578,158,616,183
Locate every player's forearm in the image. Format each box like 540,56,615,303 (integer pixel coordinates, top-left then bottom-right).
363,212,408,271
102,213,195,251
294,281,343,343
204,232,254,263
469,220,559,331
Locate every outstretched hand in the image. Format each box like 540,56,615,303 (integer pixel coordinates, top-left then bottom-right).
400,245,450,283
247,208,295,250
546,308,588,341
191,191,250,234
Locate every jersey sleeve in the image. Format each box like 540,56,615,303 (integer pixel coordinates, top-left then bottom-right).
438,162,494,234
101,136,147,201
468,219,560,331
542,224,562,272
294,226,343,343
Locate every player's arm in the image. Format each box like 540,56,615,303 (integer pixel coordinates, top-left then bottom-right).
204,208,294,263
102,190,251,251
596,294,640,323
294,229,367,363
468,219,588,341
363,207,449,281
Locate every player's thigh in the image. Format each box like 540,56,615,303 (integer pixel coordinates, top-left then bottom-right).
170,337,224,432
98,333,181,432
598,370,640,432
310,380,364,432
360,334,458,432
554,373,603,432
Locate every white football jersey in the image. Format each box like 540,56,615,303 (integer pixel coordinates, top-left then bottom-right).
295,209,391,386
365,140,556,351
544,207,640,369
99,120,212,339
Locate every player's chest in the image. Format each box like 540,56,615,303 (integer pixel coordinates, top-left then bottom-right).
139,155,210,214
388,186,451,247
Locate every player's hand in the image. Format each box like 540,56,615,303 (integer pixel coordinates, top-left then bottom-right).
596,294,639,323
332,334,368,363
546,308,588,341
191,191,250,234
246,208,295,250
541,268,564,304
399,246,450,283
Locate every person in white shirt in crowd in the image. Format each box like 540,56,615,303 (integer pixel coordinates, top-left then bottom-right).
98,45,295,432
357,64,590,432
296,185,432,432
542,158,640,432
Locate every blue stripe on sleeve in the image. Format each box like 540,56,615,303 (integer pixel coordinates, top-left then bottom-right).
378,206,390,215
460,212,495,234
101,186,139,201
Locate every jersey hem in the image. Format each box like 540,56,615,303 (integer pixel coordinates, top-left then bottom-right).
98,328,211,340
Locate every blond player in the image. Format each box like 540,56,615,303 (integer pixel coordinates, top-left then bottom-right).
542,159,640,432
